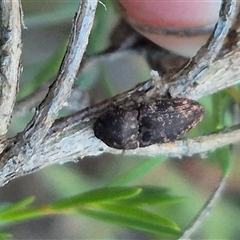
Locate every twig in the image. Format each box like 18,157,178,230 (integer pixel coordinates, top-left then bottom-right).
0,120,239,185
0,1,22,135
49,0,238,132
23,0,98,145
0,0,239,186
178,176,227,240
0,0,98,184
169,0,237,98
13,31,240,119
12,0,238,119
13,83,89,118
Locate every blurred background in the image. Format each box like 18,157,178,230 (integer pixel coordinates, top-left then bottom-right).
0,0,240,239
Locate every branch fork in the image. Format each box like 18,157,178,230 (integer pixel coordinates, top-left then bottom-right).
0,0,239,186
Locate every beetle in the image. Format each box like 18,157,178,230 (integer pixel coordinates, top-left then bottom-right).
93,98,204,150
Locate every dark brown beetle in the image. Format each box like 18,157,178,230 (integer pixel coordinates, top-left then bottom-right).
93,98,204,150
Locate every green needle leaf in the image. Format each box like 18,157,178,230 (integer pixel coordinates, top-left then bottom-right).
0,196,35,216
96,202,180,230
116,186,186,206
78,208,181,237
51,187,142,210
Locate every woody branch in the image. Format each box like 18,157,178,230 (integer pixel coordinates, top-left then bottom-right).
0,0,239,186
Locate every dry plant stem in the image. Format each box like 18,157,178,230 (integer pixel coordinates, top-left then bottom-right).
0,0,238,185
12,0,237,119
14,29,240,118
48,123,240,158
23,0,98,145
0,0,98,185
51,0,237,132
0,121,239,186
169,0,236,98
0,1,22,136
178,176,227,240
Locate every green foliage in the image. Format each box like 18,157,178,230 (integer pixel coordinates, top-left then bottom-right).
0,232,11,240
4,0,240,239
51,187,142,210
193,89,234,177
0,187,183,238
209,146,231,176
0,196,35,219
78,208,179,237
108,156,167,186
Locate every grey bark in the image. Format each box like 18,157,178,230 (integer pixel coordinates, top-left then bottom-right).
0,0,239,187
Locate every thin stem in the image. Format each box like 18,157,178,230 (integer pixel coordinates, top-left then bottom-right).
179,176,227,240
0,1,22,135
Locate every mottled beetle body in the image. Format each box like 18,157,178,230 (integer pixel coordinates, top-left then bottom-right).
93,109,139,149
93,98,204,150
138,99,203,147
